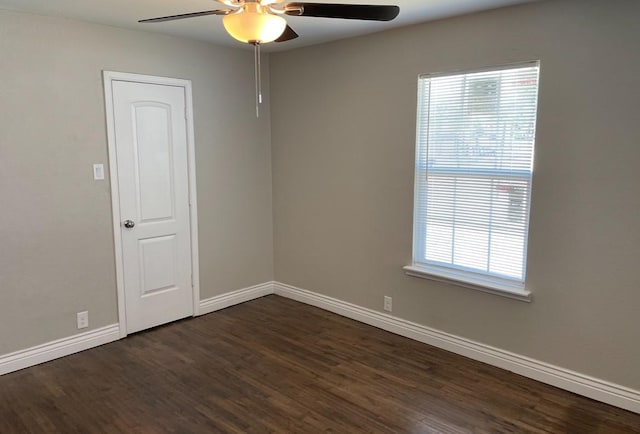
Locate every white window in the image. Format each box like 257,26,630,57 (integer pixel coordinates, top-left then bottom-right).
404,62,540,300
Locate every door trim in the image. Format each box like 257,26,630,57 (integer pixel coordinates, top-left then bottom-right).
103,71,201,338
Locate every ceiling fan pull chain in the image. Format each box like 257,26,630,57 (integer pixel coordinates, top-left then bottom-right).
258,42,262,105
254,42,262,118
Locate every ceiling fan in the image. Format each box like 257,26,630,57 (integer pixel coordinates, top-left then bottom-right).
139,1,400,116
139,1,400,45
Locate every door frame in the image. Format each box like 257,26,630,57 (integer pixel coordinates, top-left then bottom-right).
103,71,201,338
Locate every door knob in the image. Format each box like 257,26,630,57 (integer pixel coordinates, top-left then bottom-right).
123,219,136,229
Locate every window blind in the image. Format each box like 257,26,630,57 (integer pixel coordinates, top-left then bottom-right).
412,62,540,290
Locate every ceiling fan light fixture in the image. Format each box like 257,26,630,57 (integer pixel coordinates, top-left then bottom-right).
223,3,287,44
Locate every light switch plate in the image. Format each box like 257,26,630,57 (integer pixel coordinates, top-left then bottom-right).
93,164,105,180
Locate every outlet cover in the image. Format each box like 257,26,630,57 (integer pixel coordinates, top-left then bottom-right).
77,311,89,329
384,296,392,312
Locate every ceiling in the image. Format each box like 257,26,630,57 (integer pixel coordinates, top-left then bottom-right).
0,0,539,51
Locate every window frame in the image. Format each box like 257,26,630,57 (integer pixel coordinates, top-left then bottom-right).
405,61,540,302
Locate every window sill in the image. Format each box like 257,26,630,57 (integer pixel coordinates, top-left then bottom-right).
403,265,531,302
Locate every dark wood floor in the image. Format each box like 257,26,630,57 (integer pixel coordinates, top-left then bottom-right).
1,295,638,433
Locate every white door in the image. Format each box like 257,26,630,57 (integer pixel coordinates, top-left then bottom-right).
111,80,193,334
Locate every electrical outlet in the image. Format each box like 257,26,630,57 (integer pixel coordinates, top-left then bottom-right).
383,296,392,312
77,311,89,329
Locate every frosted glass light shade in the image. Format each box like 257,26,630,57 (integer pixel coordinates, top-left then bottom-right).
223,4,287,44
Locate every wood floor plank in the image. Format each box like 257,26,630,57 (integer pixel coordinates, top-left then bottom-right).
1,295,638,433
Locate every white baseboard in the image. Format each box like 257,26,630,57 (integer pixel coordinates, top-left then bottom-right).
0,280,276,376
0,324,120,376
198,281,275,315
273,281,640,414
3,281,638,414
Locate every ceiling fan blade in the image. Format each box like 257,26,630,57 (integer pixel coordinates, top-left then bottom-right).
284,3,399,21
275,25,299,42
139,10,230,23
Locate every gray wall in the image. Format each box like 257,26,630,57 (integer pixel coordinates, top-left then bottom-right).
270,0,640,389
0,10,273,354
